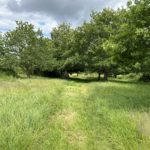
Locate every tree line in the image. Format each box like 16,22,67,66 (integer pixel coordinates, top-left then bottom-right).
0,0,149,81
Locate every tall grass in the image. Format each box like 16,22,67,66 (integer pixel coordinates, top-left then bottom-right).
0,76,150,150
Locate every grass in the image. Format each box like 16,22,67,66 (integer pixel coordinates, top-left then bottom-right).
0,75,150,150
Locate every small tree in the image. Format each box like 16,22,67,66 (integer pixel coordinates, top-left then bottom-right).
5,21,44,77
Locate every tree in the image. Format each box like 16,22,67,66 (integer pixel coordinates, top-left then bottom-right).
0,33,5,70
51,23,76,77
0,0,149,81
0,33,18,76
5,21,44,77
81,9,118,80
112,0,150,76
72,22,97,74
129,0,150,74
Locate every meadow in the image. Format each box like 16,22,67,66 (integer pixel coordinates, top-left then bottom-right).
0,75,150,150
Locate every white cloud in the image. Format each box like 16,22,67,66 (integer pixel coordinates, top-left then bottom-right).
0,0,128,36
0,4,58,37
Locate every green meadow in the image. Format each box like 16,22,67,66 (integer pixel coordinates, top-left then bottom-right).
0,75,150,150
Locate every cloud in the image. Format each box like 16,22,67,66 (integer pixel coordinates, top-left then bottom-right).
0,5,58,37
7,0,128,22
0,0,128,36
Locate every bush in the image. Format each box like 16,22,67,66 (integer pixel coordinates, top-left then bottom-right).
0,69,18,77
139,73,150,82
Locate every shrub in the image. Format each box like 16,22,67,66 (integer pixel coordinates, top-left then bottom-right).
139,73,150,82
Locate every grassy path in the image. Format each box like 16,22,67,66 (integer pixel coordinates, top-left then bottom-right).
0,78,150,150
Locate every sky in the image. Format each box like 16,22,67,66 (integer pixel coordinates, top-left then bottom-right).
0,0,128,37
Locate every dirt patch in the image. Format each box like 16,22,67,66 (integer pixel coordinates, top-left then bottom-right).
56,109,76,126
66,130,87,146
137,113,150,137
55,109,87,146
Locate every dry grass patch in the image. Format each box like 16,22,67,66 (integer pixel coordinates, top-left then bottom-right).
136,113,150,138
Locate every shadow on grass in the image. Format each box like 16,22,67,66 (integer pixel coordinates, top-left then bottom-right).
61,76,150,111
108,94,150,112
66,77,145,85
66,77,99,83
109,79,149,85
17,75,150,86
88,83,150,112
66,77,150,111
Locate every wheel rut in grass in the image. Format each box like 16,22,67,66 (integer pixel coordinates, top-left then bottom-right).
54,82,88,149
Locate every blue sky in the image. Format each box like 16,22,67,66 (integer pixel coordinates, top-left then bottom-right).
0,0,128,37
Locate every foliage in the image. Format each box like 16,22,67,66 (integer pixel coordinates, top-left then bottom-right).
3,21,48,77
0,0,149,81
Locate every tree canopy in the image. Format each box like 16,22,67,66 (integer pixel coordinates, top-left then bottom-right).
0,0,149,80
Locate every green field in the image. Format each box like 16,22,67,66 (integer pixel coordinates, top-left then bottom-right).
0,76,150,150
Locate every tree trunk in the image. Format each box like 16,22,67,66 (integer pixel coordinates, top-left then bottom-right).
98,72,101,81
26,72,31,78
98,67,101,81
114,73,117,78
104,69,108,81
63,70,69,78
60,70,63,78
27,73,31,78
25,66,32,78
